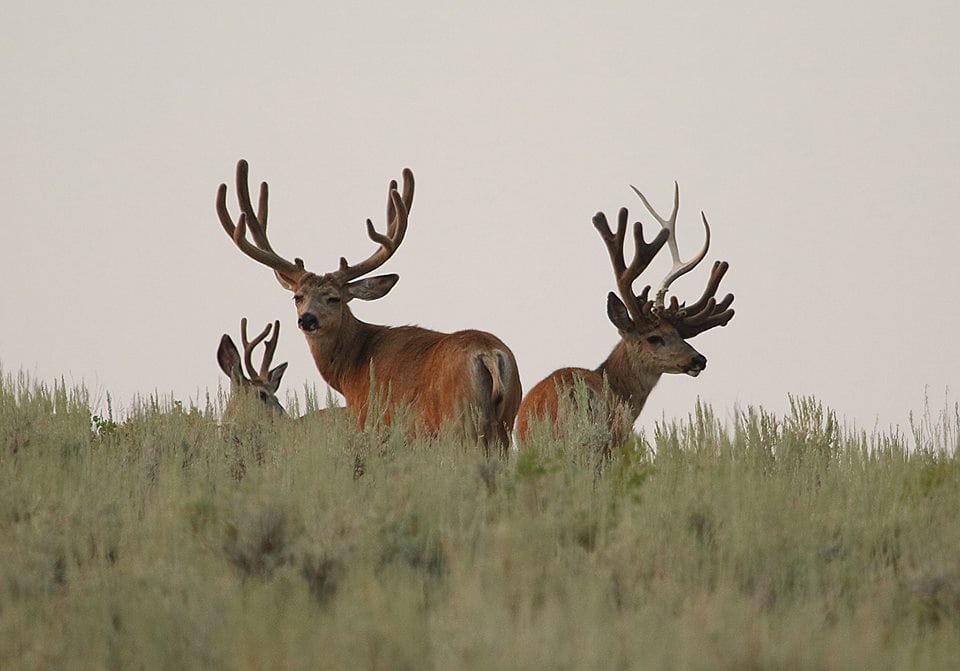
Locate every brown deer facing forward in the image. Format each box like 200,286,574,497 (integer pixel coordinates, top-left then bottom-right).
215,160,521,453
516,184,735,447
218,317,288,419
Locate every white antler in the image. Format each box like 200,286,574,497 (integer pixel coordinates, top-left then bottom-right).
629,182,710,308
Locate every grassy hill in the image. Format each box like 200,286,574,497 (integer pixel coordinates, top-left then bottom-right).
1,369,958,669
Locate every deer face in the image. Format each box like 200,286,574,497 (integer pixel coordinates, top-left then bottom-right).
281,272,399,335
626,323,707,377
606,294,707,377
217,160,414,342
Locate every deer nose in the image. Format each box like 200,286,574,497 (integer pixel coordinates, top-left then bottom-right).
692,354,707,371
298,313,318,332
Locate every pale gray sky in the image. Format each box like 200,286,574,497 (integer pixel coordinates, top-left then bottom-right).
3,1,958,433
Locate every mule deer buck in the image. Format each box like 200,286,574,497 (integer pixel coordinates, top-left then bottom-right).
215,160,521,453
516,184,735,448
218,317,289,419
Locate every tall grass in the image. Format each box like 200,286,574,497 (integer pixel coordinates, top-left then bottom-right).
1,367,958,670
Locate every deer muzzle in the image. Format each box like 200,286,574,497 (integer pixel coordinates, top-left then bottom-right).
298,313,319,332
685,353,707,377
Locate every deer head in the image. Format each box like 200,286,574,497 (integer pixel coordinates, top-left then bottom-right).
593,183,734,378
217,317,288,417
216,160,413,340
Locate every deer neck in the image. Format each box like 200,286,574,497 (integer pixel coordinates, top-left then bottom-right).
303,311,383,398
594,340,662,422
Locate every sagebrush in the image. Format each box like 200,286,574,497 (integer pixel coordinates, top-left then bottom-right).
1,369,958,670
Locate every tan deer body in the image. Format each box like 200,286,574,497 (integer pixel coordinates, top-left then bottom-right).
216,161,520,452
301,308,519,445
516,185,735,446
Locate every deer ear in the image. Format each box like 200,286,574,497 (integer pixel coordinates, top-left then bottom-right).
217,335,244,384
345,274,399,301
274,270,299,292
266,362,288,394
606,293,636,333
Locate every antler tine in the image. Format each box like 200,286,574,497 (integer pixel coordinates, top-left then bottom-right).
592,209,627,275
334,169,414,283
235,159,270,243
683,261,731,316
385,168,415,238
240,317,272,382
670,259,735,338
216,160,307,282
592,208,669,325
630,183,710,307
259,320,281,378
675,302,735,339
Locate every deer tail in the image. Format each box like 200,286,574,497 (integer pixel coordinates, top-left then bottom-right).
476,352,506,407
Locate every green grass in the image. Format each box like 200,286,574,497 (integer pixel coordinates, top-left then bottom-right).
1,367,958,670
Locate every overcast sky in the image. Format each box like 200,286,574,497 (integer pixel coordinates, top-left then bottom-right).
3,1,958,434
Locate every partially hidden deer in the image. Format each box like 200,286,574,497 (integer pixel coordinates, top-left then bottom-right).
516,184,735,447
218,317,289,419
215,160,521,453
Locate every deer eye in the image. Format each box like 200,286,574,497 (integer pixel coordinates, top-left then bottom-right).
646,335,665,346
326,296,341,305
258,390,269,402
293,295,304,305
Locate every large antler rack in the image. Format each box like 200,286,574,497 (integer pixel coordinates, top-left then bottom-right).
216,160,309,285
330,169,415,284
592,207,670,330
240,317,281,383
630,183,735,337
629,182,710,309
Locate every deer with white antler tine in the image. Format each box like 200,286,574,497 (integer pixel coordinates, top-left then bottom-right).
215,160,522,453
217,317,289,420
516,184,735,449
